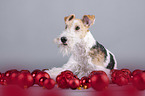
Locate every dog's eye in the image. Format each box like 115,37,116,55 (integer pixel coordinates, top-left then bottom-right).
65,25,68,29
75,26,80,31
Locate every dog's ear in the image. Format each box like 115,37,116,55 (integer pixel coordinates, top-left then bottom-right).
82,15,95,27
64,14,75,23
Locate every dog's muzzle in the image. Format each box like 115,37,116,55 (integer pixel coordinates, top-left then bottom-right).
61,37,67,45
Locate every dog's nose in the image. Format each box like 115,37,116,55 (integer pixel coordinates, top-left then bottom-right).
61,37,67,43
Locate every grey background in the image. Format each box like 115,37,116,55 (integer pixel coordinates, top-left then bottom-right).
0,0,145,72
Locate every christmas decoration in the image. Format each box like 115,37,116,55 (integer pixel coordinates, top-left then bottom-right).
0,77,9,85
90,71,109,91
115,76,128,86
43,78,55,89
31,69,41,78
111,70,129,85
89,71,107,78
20,70,30,73
56,70,78,89
34,71,50,84
39,77,47,87
9,71,19,84
132,72,145,90
121,69,131,76
68,78,80,89
80,76,91,89
132,69,142,76
56,74,70,89
5,69,18,77
17,71,34,88
1,69,145,91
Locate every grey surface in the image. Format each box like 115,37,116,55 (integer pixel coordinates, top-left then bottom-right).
0,0,145,72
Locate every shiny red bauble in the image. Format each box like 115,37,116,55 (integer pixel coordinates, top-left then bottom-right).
121,69,131,82
68,78,80,89
91,73,109,91
17,71,34,88
43,78,55,89
9,71,19,84
111,70,126,83
5,69,18,77
56,70,76,89
0,77,9,85
132,69,142,76
31,69,41,78
56,74,69,89
80,76,91,89
39,77,47,87
61,70,73,76
115,76,128,86
121,69,131,76
132,72,145,90
89,71,107,78
34,71,50,84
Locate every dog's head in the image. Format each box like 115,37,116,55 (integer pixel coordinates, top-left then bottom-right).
54,14,95,55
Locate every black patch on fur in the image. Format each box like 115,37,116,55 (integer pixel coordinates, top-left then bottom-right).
106,53,115,70
92,41,107,61
69,15,74,21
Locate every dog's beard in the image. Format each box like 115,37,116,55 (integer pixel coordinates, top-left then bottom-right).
59,44,71,56
58,39,77,56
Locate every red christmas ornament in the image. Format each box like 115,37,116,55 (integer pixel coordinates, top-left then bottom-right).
68,78,80,89
132,69,142,76
121,69,131,76
39,77,47,87
80,76,91,89
35,71,50,84
1,73,5,78
56,74,62,83
17,71,34,88
121,69,131,82
91,73,109,91
56,70,75,89
111,70,125,84
56,74,69,89
110,69,118,74
31,69,41,78
132,72,145,90
89,71,107,78
61,70,73,76
20,70,30,73
43,78,55,89
9,71,19,84
64,74,75,84
115,76,128,86
5,69,18,77
0,77,9,85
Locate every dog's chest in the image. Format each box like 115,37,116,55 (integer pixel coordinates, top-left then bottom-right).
73,42,93,70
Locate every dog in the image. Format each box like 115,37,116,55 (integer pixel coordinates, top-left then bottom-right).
45,14,117,80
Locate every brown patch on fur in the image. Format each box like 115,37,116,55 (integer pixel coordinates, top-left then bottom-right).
89,48,105,66
64,14,95,39
64,14,75,24
74,19,88,39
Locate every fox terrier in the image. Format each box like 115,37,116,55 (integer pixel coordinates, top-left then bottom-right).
45,14,117,79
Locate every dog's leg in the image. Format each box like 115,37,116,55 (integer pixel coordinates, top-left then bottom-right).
45,55,78,79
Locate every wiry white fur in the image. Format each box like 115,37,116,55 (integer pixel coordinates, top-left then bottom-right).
46,20,117,80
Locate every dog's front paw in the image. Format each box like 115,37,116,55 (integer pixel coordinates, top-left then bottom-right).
44,67,64,80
